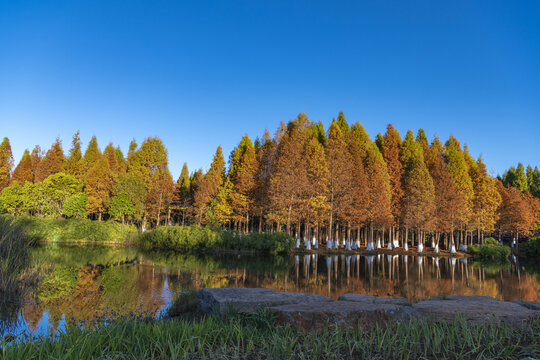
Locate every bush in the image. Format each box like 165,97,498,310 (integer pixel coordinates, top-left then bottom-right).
522,236,540,257
468,239,511,260
139,226,294,254
12,216,139,243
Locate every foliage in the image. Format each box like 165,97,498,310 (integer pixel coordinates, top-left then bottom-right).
468,238,511,260
12,216,138,243
522,236,540,257
0,137,13,191
2,314,539,359
62,192,88,218
139,226,294,254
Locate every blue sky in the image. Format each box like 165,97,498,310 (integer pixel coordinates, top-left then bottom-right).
1,1,539,179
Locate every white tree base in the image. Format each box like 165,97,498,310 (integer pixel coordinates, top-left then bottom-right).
450,244,457,253
404,243,409,251
417,243,424,253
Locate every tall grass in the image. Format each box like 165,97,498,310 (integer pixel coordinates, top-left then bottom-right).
12,216,139,243
0,216,36,320
139,226,294,254
2,312,538,359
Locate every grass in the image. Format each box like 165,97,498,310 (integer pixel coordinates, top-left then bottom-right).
11,216,139,243
1,310,538,359
0,216,37,320
138,226,294,255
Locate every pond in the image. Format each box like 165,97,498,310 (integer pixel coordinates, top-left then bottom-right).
1,244,539,340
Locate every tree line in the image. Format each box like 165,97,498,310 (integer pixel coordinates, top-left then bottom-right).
0,112,539,251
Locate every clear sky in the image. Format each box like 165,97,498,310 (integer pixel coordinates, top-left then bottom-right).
1,1,539,179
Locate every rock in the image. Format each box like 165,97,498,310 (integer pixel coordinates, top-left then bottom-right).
272,301,419,331
413,295,540,324
198,288,331,314
512,300,540,311
338,293,410,306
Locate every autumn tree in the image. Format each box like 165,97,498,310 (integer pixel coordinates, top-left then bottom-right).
229,134,258,232
85,156,113,220
496,182,534,240
11,149,33,185
0,137,14,190
193,146,226,225
424,137,461,248
469,157,502,241
30,146,42,183
400,130,435,247
83,136,101,177
35,139,65,182
444,135,474,246
268,115,310,234
253,129,276,231
381,125,404,238
325,119,354,242
64,131,84,179
172,163,192,225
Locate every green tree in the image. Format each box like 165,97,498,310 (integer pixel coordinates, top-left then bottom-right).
111,172,147,223
108,192,135,224
0,184,23,215
11,149,33,185
514,163,529,193
0,137,14,190
62,192,89,218
43,173,84,216
83,136,101,177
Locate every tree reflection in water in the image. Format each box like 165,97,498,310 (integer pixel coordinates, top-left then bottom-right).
1,244,538,339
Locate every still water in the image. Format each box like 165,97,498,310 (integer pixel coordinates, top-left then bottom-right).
1,244,539,339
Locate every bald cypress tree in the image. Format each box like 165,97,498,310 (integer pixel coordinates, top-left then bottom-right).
444,135,474,248
325,120,354,243
64,131,84,179
253,129,275,232
229,134,258,232
12,149,33,185
400,130,435,249
469,157,501,241
85,156,112,221
303,135,329,242
425,137,461,249
172,163,191,225
35,138,64,182
29,145,42,183
0,137,14,191
381,124,404,240
82,136,101,178
193,146,225,225
268,114,310,234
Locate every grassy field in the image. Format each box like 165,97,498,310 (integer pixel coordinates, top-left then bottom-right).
2,308,538,359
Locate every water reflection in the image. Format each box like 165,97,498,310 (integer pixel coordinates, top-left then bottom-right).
1,244,539,339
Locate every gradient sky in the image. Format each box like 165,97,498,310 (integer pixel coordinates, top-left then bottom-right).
1,1,539,179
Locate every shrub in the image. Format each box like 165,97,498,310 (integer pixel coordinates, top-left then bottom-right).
522,236,540,257
139,226,294,254
468,239,511,260
11,216,138,243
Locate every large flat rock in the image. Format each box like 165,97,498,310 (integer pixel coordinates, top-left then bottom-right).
512,300,540,311
413,295,540,324
338,293,410,306
198,288,331,314
271,301,419,331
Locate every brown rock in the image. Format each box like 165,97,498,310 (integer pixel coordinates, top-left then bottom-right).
198,287,331,314
413,295,540,324
271,301,419,331
338,293,410,306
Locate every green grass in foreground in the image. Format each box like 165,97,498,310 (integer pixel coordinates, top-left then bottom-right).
139,226,294,254
2,311,539,360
